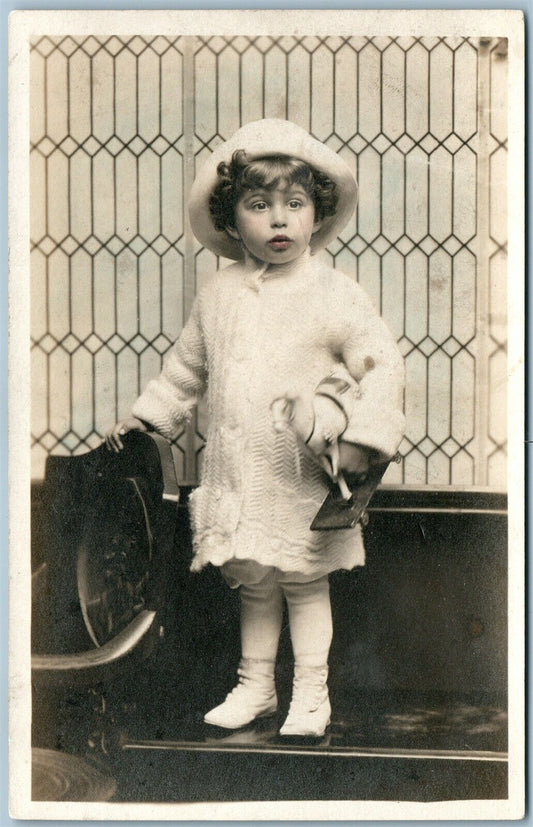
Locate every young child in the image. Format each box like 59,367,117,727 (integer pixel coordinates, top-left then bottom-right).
106,119,405,737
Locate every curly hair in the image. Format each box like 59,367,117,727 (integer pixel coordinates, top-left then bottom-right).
209,150,338,232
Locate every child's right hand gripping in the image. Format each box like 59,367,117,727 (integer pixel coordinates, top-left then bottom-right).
270,371,360,481
105,417,148,453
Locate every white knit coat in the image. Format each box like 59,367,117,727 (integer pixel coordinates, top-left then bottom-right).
132,249,405,577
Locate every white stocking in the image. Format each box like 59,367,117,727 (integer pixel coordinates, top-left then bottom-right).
281,576,333,668
240,575,284,662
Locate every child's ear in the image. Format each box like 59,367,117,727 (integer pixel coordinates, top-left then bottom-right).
225,225,240,240
312,218,323,234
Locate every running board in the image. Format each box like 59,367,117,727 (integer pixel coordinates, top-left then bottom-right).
123,738,507,763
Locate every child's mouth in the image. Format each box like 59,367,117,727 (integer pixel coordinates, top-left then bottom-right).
268,235,292,250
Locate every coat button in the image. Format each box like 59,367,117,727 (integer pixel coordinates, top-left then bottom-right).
214,488,222,500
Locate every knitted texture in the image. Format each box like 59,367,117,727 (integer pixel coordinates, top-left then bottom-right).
132,249,405,576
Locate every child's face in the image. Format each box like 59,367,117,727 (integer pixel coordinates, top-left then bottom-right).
227,181,322,265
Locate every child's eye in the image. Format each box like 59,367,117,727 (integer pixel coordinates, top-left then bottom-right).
251,201,268,211
288,200,303,209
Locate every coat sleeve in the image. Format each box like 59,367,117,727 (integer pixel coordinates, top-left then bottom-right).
335,280,405,461
132,292,208,441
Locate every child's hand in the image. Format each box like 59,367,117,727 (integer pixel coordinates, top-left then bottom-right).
105,417,148,453
305,394,347,457
338,442,369,476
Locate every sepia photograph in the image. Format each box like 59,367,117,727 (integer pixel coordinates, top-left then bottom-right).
8,8,524,820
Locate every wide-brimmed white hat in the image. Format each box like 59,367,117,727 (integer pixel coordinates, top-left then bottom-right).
188,119,358,261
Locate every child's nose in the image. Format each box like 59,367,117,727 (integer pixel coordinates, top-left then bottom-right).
270,205,288,227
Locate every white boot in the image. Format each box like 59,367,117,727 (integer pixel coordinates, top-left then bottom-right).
279,665,331,737
204,658,278,729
